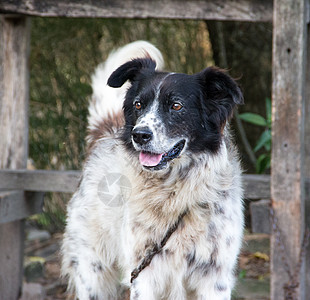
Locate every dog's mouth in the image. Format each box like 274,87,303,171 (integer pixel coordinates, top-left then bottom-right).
139,139,186,171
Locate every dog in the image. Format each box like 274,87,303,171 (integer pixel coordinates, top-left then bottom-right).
62,40,244,300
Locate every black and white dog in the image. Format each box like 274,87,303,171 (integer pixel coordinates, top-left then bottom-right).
62,41,244,300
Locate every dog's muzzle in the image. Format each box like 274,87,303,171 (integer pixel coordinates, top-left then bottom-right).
131,127,186,171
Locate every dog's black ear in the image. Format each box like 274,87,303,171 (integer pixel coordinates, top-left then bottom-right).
107,58,156,88
197,67,244,127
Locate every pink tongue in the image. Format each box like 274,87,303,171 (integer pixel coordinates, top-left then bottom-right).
139,152,163,167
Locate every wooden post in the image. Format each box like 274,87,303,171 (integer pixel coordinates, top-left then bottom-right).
305,22,310,299
0,16,30,300
271,1,307,299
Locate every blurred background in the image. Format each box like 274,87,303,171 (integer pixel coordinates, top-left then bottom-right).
29,18,272,232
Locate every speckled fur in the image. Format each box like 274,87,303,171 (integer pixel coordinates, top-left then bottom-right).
62,41,244,300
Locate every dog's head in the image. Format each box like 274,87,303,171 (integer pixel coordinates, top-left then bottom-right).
108,58,243,171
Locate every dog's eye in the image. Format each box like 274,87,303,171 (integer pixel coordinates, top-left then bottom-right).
134,101,142,110
172,103,183,111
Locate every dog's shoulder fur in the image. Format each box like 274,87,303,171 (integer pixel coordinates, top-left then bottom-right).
62,41,244,300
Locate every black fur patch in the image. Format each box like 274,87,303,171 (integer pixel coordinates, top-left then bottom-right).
107,58,243,159
186,249,196,267
214,202,225,215
215,282,227,292
69,257,78,269
208,221,220,242
91,261,103,273
187,247,220,276
107,58,156,88
164,248,173,256
130,282,139,300
202,247,220,276
226,236,234,247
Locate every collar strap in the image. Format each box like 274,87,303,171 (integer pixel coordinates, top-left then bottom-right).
130,209,188,283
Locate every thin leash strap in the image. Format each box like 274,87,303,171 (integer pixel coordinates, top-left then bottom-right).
130,209,188,283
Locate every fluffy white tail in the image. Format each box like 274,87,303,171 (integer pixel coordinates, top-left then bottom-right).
88,41,164,131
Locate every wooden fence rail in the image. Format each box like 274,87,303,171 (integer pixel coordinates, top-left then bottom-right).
0,0,273,22
0,170,81,193
0,191,44,224
0,170,273,198
0,169,309,235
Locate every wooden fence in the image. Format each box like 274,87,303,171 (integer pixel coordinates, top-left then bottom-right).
0,1,309,299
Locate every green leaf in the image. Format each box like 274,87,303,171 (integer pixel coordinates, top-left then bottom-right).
256,153,271,174
254,130,271,152
239,113,267,127
264,139,271,152
239,269,247,279
265,98,272,128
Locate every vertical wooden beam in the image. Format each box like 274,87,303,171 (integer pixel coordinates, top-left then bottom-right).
271,1,307,299
305,21,310,299
0,16,30,300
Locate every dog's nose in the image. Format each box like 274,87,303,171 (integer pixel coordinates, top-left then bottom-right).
132,127,153,145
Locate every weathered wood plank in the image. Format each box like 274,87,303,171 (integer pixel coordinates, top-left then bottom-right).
0,15,30,300
0,169,272,198
0,220,25,300
0,169,81,193
0,19,29,169
250,199,270,234
242,174,271,199
250,176,310,234
0,0,273,22
305,21,310,300
271,1,307,299
0,191,44,224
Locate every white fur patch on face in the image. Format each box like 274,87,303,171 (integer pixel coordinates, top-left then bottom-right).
132,74,183,155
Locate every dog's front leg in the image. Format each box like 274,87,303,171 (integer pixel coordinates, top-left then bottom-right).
130,268,186,300
130,270,158,300
195,279,232,300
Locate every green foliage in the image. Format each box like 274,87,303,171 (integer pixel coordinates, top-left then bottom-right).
29,192,68,232
239,113,267,127
238,269,247,279
239,98,272,174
